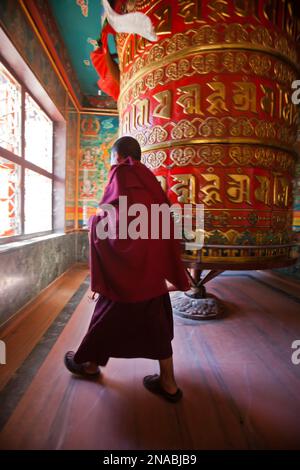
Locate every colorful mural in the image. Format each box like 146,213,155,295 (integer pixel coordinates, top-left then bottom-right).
0,0,66,117
48,0,117,109
293,161,300,231
78,114,119,227
65,99,78,230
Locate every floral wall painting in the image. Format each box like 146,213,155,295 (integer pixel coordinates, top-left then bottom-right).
293,162,300,231
65,101,78,230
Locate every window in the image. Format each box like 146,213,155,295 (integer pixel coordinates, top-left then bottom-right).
0,61,54,241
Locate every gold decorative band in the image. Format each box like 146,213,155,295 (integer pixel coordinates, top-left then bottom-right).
141,142,296,173
182,243,297,263
118,19,298,70
119,43,299,103
139,138,297,155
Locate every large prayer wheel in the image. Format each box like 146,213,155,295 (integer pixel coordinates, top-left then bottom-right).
117,0,299,270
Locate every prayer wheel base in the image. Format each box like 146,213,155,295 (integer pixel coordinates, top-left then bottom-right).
171,291,222,321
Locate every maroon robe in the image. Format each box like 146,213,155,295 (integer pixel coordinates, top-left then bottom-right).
74,157,189,366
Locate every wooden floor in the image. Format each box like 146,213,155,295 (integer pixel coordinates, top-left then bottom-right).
0,264,88,391
0,269,300,450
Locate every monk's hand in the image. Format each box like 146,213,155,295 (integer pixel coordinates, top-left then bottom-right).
166,281,177,292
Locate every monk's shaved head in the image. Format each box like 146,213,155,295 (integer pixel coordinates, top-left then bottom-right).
112,136,141,161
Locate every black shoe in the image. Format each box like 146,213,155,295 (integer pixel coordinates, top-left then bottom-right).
64,351,101,379
143,374,183,403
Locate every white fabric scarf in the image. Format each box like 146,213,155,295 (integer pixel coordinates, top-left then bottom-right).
102,0,157,42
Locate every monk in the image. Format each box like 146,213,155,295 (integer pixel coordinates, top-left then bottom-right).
64,136,190,403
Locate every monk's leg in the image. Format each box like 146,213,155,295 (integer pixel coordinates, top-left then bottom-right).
159,356,179,394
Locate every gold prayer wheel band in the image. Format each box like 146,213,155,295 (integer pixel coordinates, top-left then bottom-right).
118,44,299,102
117,19,299,76
182,244,298,265
128,120,297,153
141,143,296,173
140,139,298,156
117,22,299,68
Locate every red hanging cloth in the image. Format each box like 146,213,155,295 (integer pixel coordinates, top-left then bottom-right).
90,21,120,101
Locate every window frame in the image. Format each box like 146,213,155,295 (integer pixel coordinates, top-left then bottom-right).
0,57,55,244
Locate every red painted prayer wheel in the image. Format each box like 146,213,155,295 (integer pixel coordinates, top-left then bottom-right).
117,0,299,269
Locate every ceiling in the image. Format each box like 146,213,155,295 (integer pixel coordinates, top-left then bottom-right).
39,0,118,110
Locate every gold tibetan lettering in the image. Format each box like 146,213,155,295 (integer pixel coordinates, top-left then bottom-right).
154,6,172,35
227,174,251,204
200,174,222,206
263,0,278,24
133,99,150,129
153,90,172,119
207,0,230,22
170,174,196,204
282,92,294,125
233,0,259,19
277,84,284,120
133,35,146,59
284,1,297,38
260,84,275,117
207,82,228,115
233,82,257,113
255,175,271,205
177,84,204,115
277,84,297,125
122,111,131,134
156,175,167,192
273,173,289,207
123,40,133,68
178,0,203,24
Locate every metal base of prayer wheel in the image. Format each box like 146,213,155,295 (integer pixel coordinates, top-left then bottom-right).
171,291,221,320
171,269,223,320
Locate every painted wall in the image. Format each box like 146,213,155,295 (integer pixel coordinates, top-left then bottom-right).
293,161,300,231
275,158,300,280
65,101,78,231
78,114,119,228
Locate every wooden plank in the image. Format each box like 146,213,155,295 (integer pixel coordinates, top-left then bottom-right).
0,264,89,391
